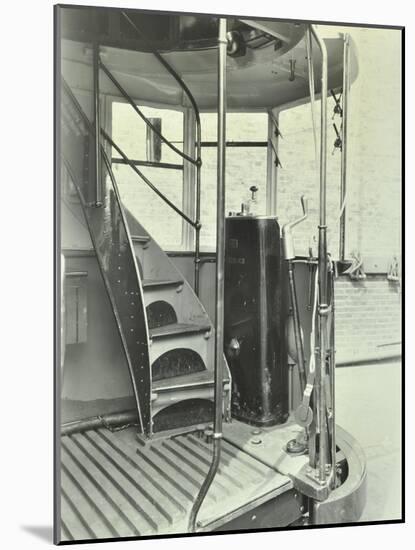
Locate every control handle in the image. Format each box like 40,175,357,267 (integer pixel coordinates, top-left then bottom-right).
282,195,308,260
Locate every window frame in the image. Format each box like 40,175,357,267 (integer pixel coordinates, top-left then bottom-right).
108,99,278,254
108,94,188,251
196,109,277,252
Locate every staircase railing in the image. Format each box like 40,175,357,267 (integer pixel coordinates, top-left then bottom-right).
101,11,203,295
102,129,197,228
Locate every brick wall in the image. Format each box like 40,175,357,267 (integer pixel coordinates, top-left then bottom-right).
334,277,402,362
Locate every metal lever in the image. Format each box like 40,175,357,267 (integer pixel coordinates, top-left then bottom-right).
282,195,308,260
295,370,315,427
330,89,343,118
332,123,342,154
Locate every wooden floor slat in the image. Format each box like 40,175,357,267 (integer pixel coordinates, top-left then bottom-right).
63,437,142,537
59,426,292,542
62,438,135,537
61,455,120,539
72,433,159,532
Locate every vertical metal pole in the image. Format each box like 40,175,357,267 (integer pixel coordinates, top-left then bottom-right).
188,17,227,532
194,115,202,295
266,109,279,216
310,24,329,485
93,41,102,207
213,12,227,464
287,261,306,394
329,269,336,488
339,34,350,261
183,109,196,248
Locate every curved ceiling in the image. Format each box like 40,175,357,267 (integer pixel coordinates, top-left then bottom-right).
61,18,358,111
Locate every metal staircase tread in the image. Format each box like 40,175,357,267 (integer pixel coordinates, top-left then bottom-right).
142,278,184,288
131,234,151,244
149,323,211,339
152,370,229,393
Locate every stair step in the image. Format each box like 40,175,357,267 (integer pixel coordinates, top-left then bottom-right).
142,278,184,289
149,323,211,340
131,234,151,244
152,370,229,393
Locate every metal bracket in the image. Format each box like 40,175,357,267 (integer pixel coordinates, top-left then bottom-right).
343,251,366,281
387,256,400,282
290,463,330,501
330,89,343,118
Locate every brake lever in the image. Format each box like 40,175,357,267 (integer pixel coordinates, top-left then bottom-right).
294,370,315,427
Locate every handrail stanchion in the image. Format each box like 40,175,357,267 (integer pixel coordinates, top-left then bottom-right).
339,34,350,261
188,17,227,532
310,23,333,501
93,42,103,207
194,121,202,295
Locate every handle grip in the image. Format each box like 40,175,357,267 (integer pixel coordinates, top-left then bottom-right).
301,195,308,217
282,195,308,260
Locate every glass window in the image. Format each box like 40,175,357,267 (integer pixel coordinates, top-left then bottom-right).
111,102,184,249
200,112,269,249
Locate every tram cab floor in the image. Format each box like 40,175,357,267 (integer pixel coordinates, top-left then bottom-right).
59,421,300,542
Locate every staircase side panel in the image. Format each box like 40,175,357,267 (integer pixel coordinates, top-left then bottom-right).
60,85,152,436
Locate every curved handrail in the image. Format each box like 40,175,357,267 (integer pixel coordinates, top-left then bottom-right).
121,11,201,131
102,129,197,228
100,60,197,166
120,10,202,294
61,77,197,228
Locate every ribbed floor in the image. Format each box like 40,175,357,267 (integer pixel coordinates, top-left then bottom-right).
60,427,291,541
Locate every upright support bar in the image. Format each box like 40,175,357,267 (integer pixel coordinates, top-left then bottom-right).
266,109,279,216
194,115,202,295
310,24,330,485
93,42,102,207
214,15,227,452
339,34,350,261
188,17,227,532
329,268,336,489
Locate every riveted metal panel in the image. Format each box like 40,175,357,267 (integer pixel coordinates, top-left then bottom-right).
61,81,152,436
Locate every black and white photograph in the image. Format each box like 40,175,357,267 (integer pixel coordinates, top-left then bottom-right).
1,0,412,546
53,3,405,544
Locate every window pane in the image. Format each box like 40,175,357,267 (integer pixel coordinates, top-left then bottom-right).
112,102,184,248
199,112,268,249
200,147,268,249
112,102,183,164
113,164,183,247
